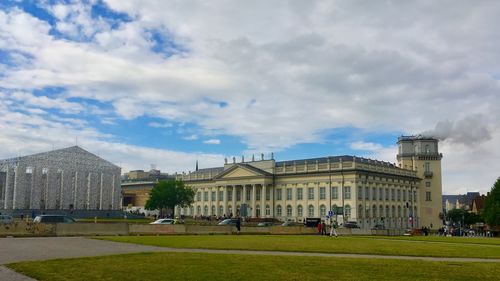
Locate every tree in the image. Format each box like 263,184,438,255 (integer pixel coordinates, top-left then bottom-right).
483,177,500,227
145,179,195,217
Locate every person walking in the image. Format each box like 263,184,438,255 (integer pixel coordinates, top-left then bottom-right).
330,220,338,237
236,216,241,234
317,221,322,235
321,221,327,236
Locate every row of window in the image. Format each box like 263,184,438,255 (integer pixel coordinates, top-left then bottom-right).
358,204,418,218
196,186,420,203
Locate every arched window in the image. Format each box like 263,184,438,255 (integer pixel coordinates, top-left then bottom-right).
297,205,303,217
256,205,261,218
228,205,232,216
211,205,216,215
276,205,282,217
320,205,326,217
287,205,293,217
391,206,396,218
372,205,377,217
265,205,270,216
379,205,384,218
203,205,208,216
358,204,363,219
197,206,201,215
219,205,223,216
365,206,370,218
345,205,351,218
385,205,390,218
397,206,401,217
308,205,314,217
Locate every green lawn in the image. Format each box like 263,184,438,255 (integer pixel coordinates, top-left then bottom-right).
8,252,500,281
97,235,500,259
361,235,500,246
76,218,153,223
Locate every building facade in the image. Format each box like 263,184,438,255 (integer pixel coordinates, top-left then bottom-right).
175,136,443,229
0,146,121,211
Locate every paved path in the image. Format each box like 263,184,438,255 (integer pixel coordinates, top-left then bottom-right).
1,237,499,280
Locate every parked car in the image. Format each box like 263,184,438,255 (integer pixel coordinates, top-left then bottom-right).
371,224,386,230
257,222,274,227
343,221,360,228
33,215,75,223
281,221,299,227
150,218,176,225
0,215,13,224
217,219,239,226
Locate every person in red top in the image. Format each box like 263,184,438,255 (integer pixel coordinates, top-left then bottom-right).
317,221,322,235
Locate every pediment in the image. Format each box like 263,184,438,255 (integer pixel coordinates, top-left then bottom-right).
214,164,271,179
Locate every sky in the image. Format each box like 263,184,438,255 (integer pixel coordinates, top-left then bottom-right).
1,0,499,195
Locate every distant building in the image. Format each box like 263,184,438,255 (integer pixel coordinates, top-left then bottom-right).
121,169,174,211
442,192,481,212
0,146,121,211
175,136,444,229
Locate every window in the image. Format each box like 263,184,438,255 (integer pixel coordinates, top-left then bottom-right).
372,188,377,200
344,205,351,218
344,186,351,199
276,189,282,200
425,162,430,172
358,205,363,219
391,189,395,201
397,190,401,201
308,187,315,200
246,188,251,201
256,205,260,217
197,206,201,215
211,205,216,215
414,191,417,202
308,205,315,217
265,205,270,216
425,182,431,187
320,187,326,200
219,190,224,201
379,205,383,218
286,188,292,200
297,205,303,217
219,205,223,215
211,191,216,201
426,191,431,201
266,188,271,200
365,187,369,200
197,192,201,201
286,205,293,217
277,205,282,217
204,191,208,201
379,188,383,201
385,188,389,201
391,206,395,217
256,188,261,200
372,205,377,217
403,190,406,201
204,206,208,216
228,190,233,201
397,206,401,217
320,205,326,217
237,189,241,201
358,186,363,200
385,205,390,217
297,188,303,200
331,187,338,199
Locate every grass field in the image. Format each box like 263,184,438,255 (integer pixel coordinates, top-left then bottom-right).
8,251,500,281
363,235,500,246
76,218,153,223
97,235,500,259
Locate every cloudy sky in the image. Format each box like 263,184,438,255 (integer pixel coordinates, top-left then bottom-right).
1,0,499,194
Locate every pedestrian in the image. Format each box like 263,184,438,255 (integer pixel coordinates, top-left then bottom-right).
321,221,327,236
330,220,338,237
236,216,241,234
317,221,322,235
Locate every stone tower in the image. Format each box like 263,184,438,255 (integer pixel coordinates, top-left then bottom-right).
397,136,443,229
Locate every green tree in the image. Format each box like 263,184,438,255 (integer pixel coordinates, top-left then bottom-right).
145,179,195,217
483,177,500,226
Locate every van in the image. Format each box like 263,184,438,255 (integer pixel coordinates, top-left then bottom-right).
33,215,75,223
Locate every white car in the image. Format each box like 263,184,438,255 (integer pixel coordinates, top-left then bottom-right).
150,218,176,225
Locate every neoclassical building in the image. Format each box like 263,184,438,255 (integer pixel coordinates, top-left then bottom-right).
0,146,121,211
177,136,443,229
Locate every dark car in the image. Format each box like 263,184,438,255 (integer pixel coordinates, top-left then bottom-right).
281,221,299,227
371,224,386,230
218,219,239,226
257,222,274,227
343,221,360,228
33,215,75,223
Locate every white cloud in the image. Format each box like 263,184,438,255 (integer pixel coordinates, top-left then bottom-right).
203,139,220,145
147,122,172,128
350,141,383,152
183,134,198,141
0,1,500,194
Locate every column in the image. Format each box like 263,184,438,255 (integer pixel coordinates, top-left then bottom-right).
99,172,104,210
215,186,220,216
270,184,274,218
262,184,267,218
3,167,12,209
208,187,212,216
223,186,228,216
252,184,256,217
231,185,236,217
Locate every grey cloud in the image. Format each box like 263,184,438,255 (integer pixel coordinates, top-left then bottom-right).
422,115,492,146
